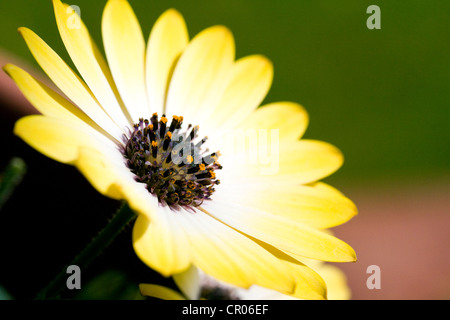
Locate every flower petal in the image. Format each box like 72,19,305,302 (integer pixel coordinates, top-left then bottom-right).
13,115,115,164
283,259,327,300
202,54,273,142
18,27,123,140
275,140,343,182
3,64,113,139
165,25,235,123
225,139,343,185
239,101,309,141
132,213,191,277
201,199,357,262
146,9,189,115
217,181,357,229
318,264,351,300
178,209,295,293
75,147,132,200
52,0,131,127
173,265,201,300
306,262,351,300
242,236,328,299
139,284,186,300
102,0,149,120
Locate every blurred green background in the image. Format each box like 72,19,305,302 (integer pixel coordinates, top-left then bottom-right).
0,0,449,300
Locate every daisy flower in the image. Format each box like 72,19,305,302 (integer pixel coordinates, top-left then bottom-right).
4,0,357,299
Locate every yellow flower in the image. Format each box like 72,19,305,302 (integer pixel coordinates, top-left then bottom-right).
4,0,357,299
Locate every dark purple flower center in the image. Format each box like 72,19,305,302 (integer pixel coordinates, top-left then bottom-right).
122,113,221,210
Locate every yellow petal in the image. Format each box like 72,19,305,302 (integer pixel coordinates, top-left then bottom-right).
312,263,351,300
75,147,131,200
179,209,295,293
102,0,149,120
13,115,115,164
239,101,309,141
173,265,201,300
283,259,327,300
201,199,357,262
133,213,191,277
18,27,123,140
52,0,131,127
202,55,273,141
244,237,327,299
139,284,186,300
165,25,234,123
217,181,357,229
227,139,343,185
276,140,343,182
114,174,161,221
146,9,189,115
3,64,114,139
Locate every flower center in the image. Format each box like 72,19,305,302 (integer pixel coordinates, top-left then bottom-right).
122,113,221,210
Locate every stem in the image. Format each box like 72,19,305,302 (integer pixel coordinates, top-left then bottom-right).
35,202,137,300
0,157,27,210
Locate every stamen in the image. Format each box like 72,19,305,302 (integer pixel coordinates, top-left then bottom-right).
122,114,221,210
